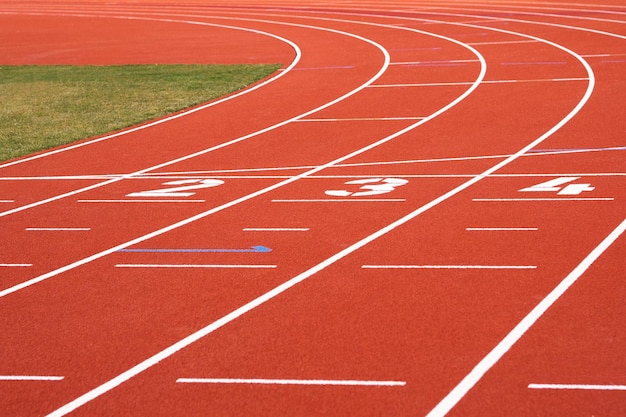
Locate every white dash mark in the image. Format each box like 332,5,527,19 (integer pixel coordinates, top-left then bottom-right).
466,227,538,231
115,264,277,269
0,264,32,267
0,375,64,381
78,200,205,203
272,199,405,203
26,228,91,231
243,228,310,232
362,265,536,270
529,384,626,391
176,378,405,387
473,198,613,202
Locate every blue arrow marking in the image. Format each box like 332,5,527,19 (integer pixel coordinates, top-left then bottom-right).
118,246,271,253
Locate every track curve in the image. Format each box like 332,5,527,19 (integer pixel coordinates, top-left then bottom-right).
0,2,624,417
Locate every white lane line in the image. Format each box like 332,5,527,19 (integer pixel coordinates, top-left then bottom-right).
272,199,406,203
466,227,538,231
0,375,64,381
427,218,626,417
77,199,206,203
0,200,15,203
26,228,91,231
473,198,614,202
0,264,33,267
362,265,537,270
528,384,626,391
0,13,397,300
176,378,406,387
115,264,277,269
243,228,310,232
43,15,487,415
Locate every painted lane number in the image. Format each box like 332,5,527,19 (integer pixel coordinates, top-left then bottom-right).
127,179,224,198
325,178,408,197
519,177,594,196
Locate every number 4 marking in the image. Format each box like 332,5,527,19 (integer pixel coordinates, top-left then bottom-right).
127,179,224,198
519,177,594,195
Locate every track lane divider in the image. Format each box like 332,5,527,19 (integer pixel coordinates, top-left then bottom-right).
40,7,613,417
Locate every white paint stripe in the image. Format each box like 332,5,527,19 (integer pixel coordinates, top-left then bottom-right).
43,17,487,415
243,228,310,232
77,199,206,203
0,375,64,381
362,265,537,270
528,384,626,391
466,227,538,231
473,198,614,202
26,228,91,231
468,40,538,45
371,78,588,87
0,264,32,267
296,117,424,121
391,59,479,65
0,14,398,299
176,378,406,386
272,199,406,203
115,264,277,269
427,218,626,417
0,200,15,203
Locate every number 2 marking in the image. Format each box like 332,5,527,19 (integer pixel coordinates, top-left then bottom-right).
325,178,408,197
127,179,224,198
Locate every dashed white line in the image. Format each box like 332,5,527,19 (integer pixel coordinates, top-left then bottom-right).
528,384,626,391
473,198,614,202
362,265,537,270
243,228,310,232
26,228,91,231
78,199,206,203
466,227,538,231
0,375,64,381
176,378,406,387
115,264,277,269
0,264,32,267
272,199,406,202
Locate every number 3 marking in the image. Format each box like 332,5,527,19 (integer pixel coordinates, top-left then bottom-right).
127,179,224,198
325,178,408,197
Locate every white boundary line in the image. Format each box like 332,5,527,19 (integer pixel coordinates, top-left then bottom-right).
426,218,626,417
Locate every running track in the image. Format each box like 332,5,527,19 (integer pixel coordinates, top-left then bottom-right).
0,1,624,416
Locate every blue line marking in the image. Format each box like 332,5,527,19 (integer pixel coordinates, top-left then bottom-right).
118,246,272,253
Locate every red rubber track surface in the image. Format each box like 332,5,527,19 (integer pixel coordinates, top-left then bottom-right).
0,1,624,416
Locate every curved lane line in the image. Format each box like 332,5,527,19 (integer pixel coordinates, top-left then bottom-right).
0,11,395,294
45,7,599,417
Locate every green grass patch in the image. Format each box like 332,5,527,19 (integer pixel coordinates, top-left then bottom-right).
0,64,281,162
